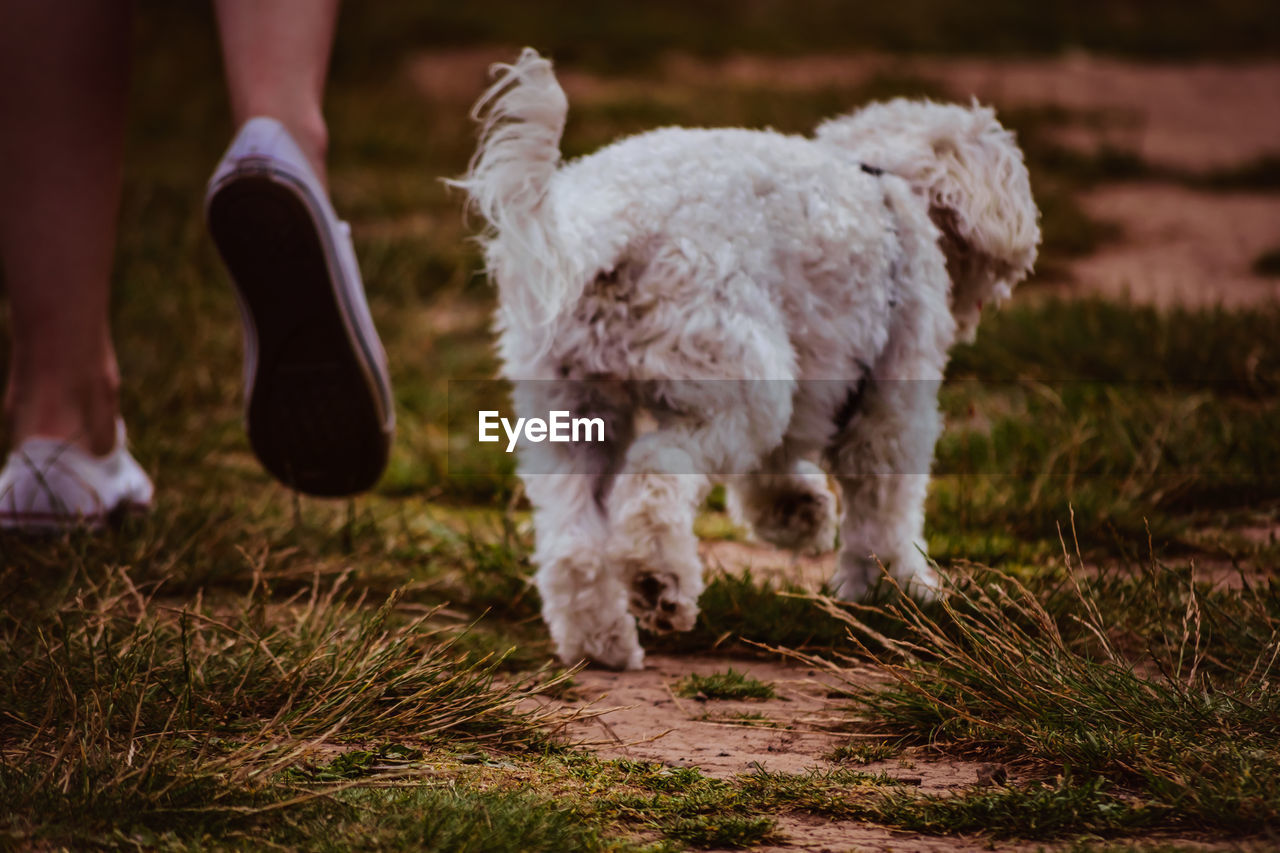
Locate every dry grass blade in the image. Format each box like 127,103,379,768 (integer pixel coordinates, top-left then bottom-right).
795,554,1280,833
0,565,567,838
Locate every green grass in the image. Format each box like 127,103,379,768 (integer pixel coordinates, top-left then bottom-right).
661,814,779,849
871,776,1161,839
330,0,1280,75
673,669,777,701
927,299,1280,555
826,741,901,765
328,786,622,853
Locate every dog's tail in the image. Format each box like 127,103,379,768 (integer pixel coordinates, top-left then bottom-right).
453,48,576,328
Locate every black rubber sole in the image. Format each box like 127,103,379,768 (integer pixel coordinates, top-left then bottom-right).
207,174,390,497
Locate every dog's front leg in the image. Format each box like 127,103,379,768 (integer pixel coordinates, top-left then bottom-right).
827,378,941,601
608,437,712,637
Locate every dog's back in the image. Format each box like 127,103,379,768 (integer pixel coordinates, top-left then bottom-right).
456,55,907,386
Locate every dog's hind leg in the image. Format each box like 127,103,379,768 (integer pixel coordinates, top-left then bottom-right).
526,462,643,670
824,190,955,602
826,376,941,601
609,380,794,636
725,452,837,555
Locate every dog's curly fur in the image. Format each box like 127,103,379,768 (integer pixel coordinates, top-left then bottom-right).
454,49,1040,670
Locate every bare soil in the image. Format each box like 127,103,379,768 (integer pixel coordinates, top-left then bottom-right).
411,48,1280,307
1049,184,1280,306
558,650,1007,788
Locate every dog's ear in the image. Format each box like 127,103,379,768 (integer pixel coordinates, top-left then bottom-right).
816,99,1040,341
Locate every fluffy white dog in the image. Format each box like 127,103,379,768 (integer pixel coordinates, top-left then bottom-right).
455,49,1039,670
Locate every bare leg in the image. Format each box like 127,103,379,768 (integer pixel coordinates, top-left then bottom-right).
213,0,338,182
0,0,131,455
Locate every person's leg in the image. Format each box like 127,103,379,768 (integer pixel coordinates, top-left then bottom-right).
208,0,393,497
0,0,132,456
212,0,337,184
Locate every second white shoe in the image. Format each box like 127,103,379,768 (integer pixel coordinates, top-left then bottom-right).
0,420,153,531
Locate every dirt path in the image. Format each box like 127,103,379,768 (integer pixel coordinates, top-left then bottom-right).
410,48,1280,171
1050,184,1280,306
553,653,1025,852
558,653,991,789
652,53,1280,171
559,655,844,776
410,48,1280,308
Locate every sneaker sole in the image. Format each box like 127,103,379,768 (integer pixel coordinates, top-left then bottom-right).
0,502,150,533
207,172,391,497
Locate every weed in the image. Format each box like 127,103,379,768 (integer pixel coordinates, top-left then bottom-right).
1253,246,1280,277
871,776,1161,839
662,813,780,848
827,741,901,765
675,668,777,701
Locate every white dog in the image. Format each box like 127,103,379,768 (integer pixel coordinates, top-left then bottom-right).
455,49,1039,670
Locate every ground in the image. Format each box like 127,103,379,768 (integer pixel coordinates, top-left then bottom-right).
1,3,1279,851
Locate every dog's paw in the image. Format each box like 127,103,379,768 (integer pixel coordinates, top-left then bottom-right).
587,627,646,670
893,552,940,603
829,551,940,603
828,554,877,601
628,570,699,634
557,621,645,671
753,485,838,555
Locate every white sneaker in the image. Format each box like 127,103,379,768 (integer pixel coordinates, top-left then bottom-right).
0,420,154,531
206,117,394,497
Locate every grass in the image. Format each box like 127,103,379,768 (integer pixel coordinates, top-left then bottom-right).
344,787,621,853
661,814,779,849
0,565,569,846
540,753,1191,844
673,669,776,701
804,534,1280,836
1254,247,1280,277
827,741,901,765
705,711,782,727
331,0,1280,74
871,776,1161,839
929,298,1280,555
